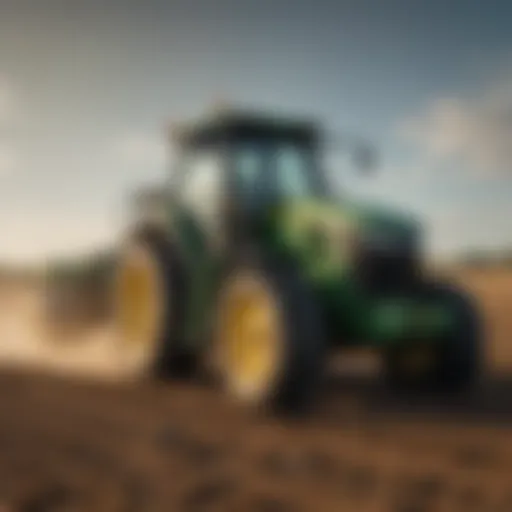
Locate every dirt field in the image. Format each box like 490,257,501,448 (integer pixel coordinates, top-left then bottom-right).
0,269,511,511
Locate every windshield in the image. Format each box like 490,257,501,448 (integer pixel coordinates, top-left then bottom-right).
234,141,327,200
274,143,315,197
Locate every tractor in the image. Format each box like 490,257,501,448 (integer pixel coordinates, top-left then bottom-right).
113,108,481,412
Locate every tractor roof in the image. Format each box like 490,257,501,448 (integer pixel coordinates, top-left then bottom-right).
172,108,321,147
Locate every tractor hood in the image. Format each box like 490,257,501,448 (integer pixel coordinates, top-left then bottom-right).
352,201,420,250
277,197,420,273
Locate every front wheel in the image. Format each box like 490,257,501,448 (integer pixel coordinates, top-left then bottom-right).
384,282,482,393
213,257,326,414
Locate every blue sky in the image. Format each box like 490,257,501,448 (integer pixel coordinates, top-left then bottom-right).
0,0,511,262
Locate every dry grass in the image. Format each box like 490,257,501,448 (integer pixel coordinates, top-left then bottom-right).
450,267,512,372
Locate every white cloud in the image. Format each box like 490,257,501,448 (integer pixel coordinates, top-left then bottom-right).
111,131,168,170
400,80,512,176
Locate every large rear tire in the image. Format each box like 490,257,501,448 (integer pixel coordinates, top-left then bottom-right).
213,256,326,414
113,227,195,380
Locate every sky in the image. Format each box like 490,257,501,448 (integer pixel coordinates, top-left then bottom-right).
1,0,512,263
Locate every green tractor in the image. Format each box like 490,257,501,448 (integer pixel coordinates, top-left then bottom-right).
113,108,481,412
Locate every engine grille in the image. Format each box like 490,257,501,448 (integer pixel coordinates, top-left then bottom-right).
355,245,419,294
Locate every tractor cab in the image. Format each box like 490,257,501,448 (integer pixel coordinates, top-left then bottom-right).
175,111,328,196
169,110,335,255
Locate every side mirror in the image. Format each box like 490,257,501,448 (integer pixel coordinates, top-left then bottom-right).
326,134,379,176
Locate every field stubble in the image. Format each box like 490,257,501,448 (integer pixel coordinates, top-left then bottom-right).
0,269,510,511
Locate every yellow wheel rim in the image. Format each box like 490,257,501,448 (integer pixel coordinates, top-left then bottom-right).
217,275,282,400
113,243,163,368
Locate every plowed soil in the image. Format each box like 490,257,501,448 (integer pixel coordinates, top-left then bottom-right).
0,269,511,512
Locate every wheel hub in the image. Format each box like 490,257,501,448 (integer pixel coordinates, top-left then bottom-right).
218,276,282,400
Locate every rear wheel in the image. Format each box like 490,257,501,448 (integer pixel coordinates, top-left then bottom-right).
213,258,326,413
113,228,194,380
384,282,481,393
